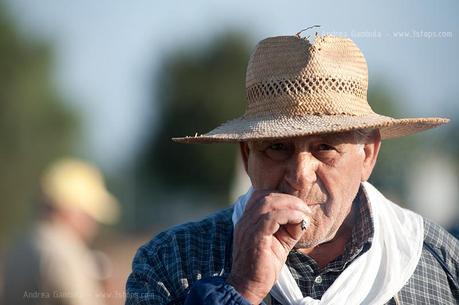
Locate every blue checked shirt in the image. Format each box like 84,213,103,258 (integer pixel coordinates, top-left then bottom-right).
126,188,459,304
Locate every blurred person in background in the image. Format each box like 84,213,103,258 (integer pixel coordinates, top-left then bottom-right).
125,33,458,304
2,158,119,305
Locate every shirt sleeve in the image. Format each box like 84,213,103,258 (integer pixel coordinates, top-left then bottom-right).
125,244,260,305
184,276,252,305
125,242,174,305
125,208,236,305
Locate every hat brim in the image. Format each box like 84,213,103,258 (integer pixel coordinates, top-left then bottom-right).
172,114,449,144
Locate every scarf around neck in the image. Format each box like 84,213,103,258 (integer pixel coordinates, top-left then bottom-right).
231,182,424,305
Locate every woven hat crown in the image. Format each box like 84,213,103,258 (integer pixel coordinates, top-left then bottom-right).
245,35,373,118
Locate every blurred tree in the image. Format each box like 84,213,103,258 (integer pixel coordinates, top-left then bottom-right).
442,111,459,237
136,32,251,207
0,3,78,244
442,108,459,166
367,81,421,203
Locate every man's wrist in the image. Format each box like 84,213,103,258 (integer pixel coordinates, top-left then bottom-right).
185,276,255,305
226,274,266,305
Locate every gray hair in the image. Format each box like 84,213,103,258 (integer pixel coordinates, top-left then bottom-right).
352,128,380,144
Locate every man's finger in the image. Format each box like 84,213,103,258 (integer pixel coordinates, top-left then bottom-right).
256,209,309,236
243,191,311,219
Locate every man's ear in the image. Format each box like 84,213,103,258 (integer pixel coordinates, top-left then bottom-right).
239,142,250,173
361,132,381,182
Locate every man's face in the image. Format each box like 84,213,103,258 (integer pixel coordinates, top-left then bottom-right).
240,131,380,248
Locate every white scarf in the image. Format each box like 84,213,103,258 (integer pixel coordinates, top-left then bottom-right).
231,182,424,305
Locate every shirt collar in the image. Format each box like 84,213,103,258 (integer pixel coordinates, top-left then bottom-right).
330,185,375,271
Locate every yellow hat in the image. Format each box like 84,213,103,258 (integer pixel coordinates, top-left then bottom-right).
41,158,120,224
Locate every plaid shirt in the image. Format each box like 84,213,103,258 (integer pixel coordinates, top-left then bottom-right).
126,188,459,305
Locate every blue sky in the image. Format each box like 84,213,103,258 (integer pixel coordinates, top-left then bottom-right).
5,0,459,170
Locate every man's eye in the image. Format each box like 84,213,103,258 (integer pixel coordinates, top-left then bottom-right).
317,143,335,151
263,142,292,161
269,143,286,151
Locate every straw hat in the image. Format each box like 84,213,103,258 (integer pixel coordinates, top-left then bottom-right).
173,34,448,143
41,158,120,224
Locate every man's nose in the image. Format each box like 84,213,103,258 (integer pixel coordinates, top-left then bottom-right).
284,152,318,190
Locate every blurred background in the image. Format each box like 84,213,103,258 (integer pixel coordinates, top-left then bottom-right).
0,0,458,304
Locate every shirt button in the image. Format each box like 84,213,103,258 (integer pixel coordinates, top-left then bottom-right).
314,276,323,284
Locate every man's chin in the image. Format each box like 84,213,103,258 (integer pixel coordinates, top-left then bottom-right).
294,241,318,249
294,232,335,250
294,238,323,249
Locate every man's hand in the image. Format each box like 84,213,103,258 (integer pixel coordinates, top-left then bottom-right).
227,190,311,304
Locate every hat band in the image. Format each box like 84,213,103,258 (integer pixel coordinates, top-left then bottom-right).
245,76,373,117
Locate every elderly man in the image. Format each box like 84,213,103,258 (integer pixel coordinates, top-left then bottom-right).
126,34,458,304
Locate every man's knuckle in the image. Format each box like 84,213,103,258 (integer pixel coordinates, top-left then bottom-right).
260,212,273,223
257,196,273,212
